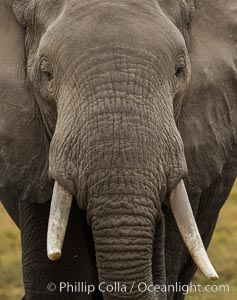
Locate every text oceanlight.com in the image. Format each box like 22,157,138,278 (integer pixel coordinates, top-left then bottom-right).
47,281,230,295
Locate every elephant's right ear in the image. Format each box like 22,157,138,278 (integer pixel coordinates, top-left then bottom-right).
0,1,52,205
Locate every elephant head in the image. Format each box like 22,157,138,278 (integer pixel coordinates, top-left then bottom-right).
1,0,236,299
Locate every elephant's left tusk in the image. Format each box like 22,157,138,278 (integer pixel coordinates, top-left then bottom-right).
47,181,73,261
169,180,219,281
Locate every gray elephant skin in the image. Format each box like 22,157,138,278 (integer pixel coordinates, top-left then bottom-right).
0,0,236,300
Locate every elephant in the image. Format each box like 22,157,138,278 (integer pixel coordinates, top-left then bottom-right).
0,0,236,299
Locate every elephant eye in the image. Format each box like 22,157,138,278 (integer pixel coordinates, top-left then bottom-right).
175,66,185,78
175,57,186,79
42,70,53,82
39,59,55,99
40,59,54,83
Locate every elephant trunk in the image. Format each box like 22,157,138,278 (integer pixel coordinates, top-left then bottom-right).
89,193,157,300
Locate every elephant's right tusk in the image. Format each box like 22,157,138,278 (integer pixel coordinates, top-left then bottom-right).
169,180,219,281
47,181,73,261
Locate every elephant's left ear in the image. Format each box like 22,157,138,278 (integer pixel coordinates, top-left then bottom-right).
178,0,237,195
0,1,52,208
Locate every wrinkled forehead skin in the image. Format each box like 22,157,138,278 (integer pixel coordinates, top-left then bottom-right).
12,0,193,45
11,0,192,89
11,0,194,21
12,0,193,23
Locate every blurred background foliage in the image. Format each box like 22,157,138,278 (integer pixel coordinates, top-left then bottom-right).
0,182,236,300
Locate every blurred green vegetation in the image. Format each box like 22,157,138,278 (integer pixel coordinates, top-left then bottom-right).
0,206,22,300
0,182,236,299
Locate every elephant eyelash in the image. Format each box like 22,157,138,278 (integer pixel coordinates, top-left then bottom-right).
40,59,54,84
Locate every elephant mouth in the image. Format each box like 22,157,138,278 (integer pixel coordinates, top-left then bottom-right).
47,179,219,281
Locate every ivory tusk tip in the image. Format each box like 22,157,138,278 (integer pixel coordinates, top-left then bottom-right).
209,274,219,281
170,180,219,282
48,249,62,261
